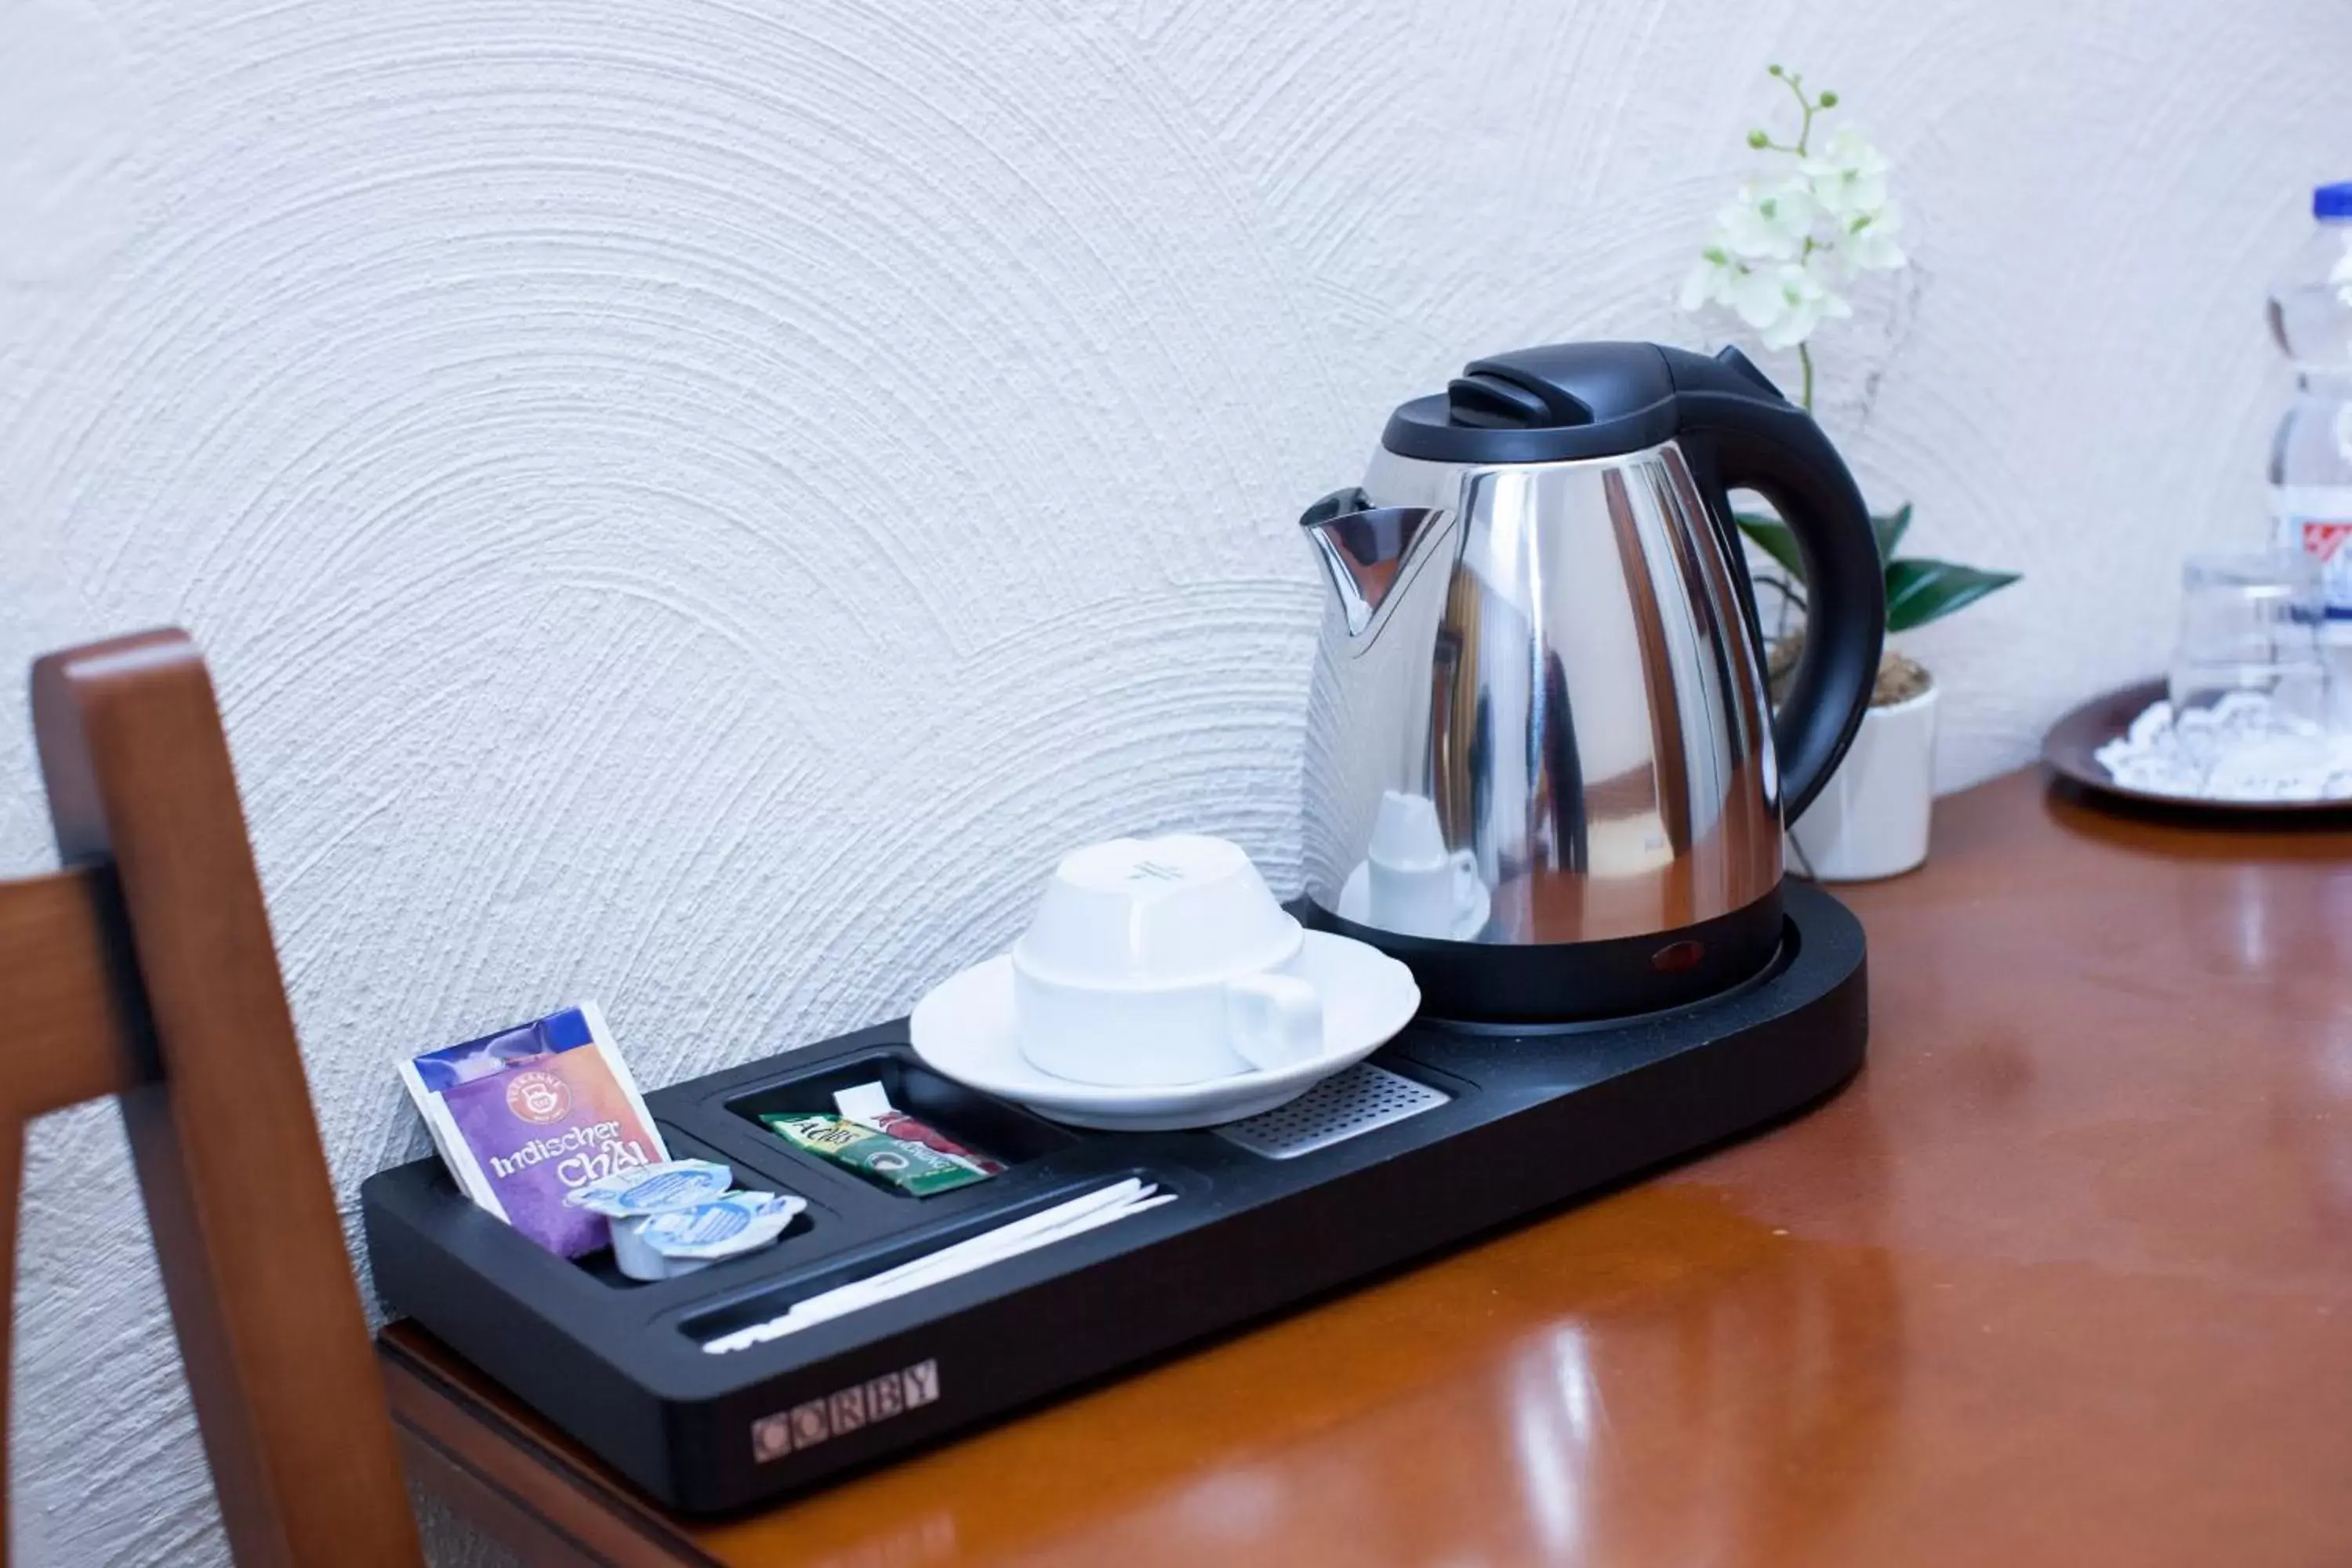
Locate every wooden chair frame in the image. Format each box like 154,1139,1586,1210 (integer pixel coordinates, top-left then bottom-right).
2,630,419,1566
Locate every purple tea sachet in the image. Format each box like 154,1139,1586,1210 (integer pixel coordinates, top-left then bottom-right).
398,1002,670,1257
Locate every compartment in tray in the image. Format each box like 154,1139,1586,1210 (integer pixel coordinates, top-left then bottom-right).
675,1168,1170,1348
724,1047,1080,1186
572,1206,822,1290
535,1123,835,1290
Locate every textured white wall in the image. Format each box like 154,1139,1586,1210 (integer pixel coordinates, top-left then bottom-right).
3,0,2347,1559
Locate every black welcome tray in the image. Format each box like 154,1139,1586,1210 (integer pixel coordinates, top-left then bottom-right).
361,882,1867,1515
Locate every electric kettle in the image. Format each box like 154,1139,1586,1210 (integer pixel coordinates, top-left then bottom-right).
1298,340,1884,1022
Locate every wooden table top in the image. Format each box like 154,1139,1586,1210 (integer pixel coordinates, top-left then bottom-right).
382,768,2352,1567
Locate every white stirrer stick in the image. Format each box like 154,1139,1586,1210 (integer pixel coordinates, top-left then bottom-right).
702,1181,1170,1354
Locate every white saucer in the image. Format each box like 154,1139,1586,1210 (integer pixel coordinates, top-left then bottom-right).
908,932,1421,1132
1337,862,1492,942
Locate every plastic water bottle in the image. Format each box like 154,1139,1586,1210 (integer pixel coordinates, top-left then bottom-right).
2268,181,2352,652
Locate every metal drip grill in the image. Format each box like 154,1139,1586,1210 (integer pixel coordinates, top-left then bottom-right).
1214,1063,1449,1160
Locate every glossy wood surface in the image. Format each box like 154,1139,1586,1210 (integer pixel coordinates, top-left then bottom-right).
0,867,143,1122
385,768,2352,1566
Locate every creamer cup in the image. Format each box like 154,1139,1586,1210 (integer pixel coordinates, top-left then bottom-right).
562,1159,738,1279
563,1158,734,1217
634,1192,807,1278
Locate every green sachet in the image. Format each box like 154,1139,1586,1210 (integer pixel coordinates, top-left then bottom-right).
760,1112,991,1197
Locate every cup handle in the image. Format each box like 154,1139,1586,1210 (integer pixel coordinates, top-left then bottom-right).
1224,973,1323,1072
1450,848,1484,909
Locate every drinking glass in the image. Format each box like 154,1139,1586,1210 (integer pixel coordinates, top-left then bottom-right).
2169,550,2328,730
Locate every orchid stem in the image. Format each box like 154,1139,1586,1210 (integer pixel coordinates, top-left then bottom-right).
1797,343,1815,412
1777,71,1817,155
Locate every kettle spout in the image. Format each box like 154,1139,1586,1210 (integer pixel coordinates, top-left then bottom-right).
1298,488,1448,637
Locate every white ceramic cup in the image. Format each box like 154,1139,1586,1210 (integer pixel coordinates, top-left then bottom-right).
1013,834,1325,1087
1365,790,1481,938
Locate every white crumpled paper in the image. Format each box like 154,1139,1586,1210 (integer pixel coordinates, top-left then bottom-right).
2095,691,2352,802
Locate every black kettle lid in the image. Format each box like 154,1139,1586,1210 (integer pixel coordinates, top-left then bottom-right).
1381,340,1788,464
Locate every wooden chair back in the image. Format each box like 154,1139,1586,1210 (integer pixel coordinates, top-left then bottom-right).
1,629,420,1566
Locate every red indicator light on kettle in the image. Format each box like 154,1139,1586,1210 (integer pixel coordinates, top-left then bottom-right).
1650,940,1705,974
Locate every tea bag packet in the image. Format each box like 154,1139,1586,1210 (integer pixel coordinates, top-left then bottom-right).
398,1003,669,1257
762,1112,992,1196
833,1082,1007,1174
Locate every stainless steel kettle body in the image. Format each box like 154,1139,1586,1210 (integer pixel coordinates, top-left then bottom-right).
1298,342,1885,1022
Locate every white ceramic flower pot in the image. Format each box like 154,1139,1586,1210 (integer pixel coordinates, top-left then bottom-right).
1789,683,1938,881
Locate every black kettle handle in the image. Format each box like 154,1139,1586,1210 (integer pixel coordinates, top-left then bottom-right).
1667,347,1885,824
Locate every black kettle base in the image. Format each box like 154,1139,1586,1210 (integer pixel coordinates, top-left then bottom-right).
1295,884,1788,1025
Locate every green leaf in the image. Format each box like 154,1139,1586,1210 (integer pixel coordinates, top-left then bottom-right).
1883,557,2020,632
1733,512,1807,584
1871,504,1912,565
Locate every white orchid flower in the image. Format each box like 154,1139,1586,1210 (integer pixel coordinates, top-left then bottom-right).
2332,235,2352,311
1803,125,1891,219
1802,245,1849,296
1840,201,1907,274
1732,260,1852,351
1679,241,1741,311
1673,69,1909,395
1717,178,1817,261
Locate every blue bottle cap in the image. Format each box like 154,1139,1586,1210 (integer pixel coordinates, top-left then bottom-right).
2316,183,2352,220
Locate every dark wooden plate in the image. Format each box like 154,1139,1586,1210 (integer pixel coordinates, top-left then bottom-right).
2042,678,2352,818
